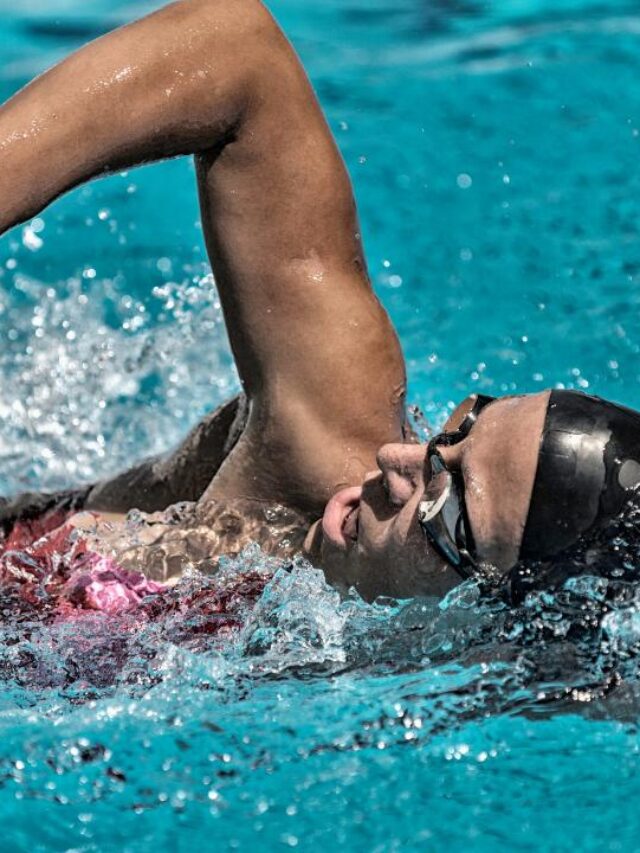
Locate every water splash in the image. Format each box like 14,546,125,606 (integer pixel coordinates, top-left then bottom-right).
0,268,237,495
0,511,637,848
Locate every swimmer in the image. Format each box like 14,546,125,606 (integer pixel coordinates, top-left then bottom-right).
1,0,640,602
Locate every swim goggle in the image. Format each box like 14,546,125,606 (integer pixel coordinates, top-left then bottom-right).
418,394,496,580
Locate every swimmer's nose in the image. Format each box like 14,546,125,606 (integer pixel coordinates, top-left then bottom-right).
376,443,427,507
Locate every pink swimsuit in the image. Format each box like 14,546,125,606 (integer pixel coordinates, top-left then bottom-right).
0,510,270,631
0,511,165,616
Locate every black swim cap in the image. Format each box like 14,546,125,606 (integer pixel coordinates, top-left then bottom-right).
520,390,640,560
505,390,640,601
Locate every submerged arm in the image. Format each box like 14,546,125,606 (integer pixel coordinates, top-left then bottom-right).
0,0,406,515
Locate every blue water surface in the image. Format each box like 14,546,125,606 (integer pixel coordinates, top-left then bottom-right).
2,0,640,849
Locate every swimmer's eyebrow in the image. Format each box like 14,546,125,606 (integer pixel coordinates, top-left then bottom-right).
427,396,503,479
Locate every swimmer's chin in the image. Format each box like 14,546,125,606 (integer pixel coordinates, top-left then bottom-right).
303,519,324,561
303,517,357,597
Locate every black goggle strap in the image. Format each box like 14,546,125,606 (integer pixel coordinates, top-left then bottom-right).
465,393,496,423
419,512,467,577
453,485,478,573
450,393,494,572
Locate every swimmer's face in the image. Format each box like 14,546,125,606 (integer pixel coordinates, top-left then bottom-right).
304,392,550,600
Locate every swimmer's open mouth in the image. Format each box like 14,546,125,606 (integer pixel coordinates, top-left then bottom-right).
342,504,360,543
322,486,362,549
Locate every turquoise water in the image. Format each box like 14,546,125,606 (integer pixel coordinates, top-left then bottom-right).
2,0,640,849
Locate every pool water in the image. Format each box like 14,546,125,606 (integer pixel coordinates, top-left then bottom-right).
2,0,640,849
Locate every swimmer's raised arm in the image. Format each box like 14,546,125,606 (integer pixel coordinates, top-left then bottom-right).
0,0,405,515
0,0,270,233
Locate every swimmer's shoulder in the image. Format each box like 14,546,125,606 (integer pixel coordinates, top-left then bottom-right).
84,394,248,514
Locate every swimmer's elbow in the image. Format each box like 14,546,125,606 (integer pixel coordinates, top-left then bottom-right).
138,0,288,135
172,0,282,51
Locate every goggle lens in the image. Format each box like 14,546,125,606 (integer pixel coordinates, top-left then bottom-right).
418,394,496,577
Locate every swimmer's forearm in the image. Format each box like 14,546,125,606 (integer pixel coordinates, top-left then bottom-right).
0,0,271,234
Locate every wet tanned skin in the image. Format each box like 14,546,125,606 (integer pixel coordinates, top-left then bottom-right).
0,0,406,519
0,0,549,598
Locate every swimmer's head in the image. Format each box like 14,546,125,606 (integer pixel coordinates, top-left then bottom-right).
305,392,548,600
304,390,640,602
